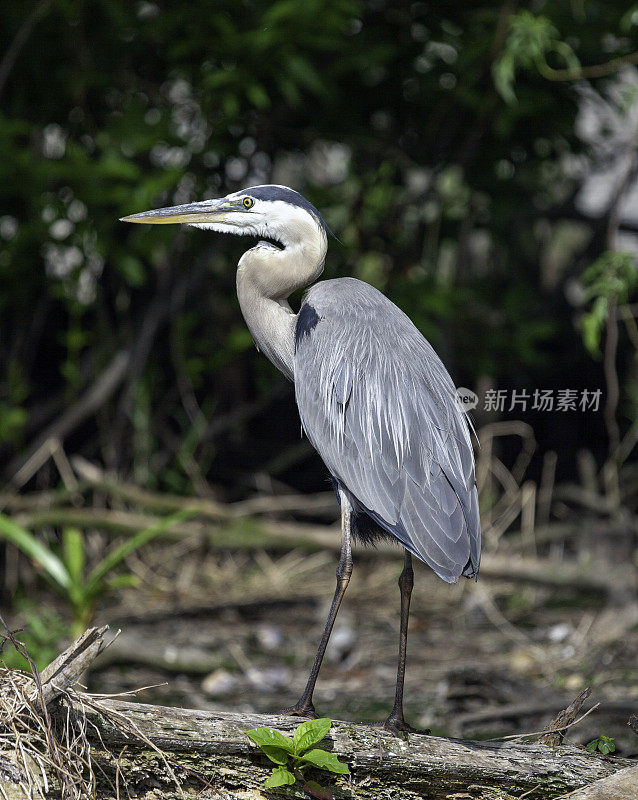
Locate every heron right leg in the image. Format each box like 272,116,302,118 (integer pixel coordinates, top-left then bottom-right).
280,490,353,718
382,550,429,737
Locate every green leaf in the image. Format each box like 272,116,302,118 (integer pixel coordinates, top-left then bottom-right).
598,736,615,754
493,10,580,100
585,739,598,751
259,746,291,766
0,513,70,590
585,736,615,754
492,54,516,104
580,296,607,357
104,574,139,590
246,727,295,755
62,528,85,586
85,509,197,598
264,766,296,788
299,749,350,775
293,717,332,754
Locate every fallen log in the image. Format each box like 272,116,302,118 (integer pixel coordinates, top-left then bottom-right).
0,629,634,800
76,700,635,800
556,765,638,799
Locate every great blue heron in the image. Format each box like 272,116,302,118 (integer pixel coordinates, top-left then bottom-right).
122,185,480,735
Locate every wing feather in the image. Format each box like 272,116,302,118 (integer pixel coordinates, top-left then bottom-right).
294,278,481,583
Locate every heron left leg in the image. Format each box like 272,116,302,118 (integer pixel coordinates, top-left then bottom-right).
279,490,353,718
383,550,428,736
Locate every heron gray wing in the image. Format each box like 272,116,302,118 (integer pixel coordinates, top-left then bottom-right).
294,278,480,584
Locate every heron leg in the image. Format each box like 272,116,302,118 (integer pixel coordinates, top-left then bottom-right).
280,491,353,718
383,550,429,737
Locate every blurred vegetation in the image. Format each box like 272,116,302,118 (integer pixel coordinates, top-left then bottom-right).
0,597,67,670
1,0,637,497
0,507,195,634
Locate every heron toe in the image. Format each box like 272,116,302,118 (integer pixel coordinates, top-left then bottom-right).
362,715,430,739
382,715,430,738
278,699,319,719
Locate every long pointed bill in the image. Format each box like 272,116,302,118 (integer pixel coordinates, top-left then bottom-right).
120,198,235,225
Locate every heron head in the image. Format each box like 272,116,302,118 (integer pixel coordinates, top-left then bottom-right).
121,184,329,248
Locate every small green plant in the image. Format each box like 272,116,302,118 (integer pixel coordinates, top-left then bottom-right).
0,509,195,636
246,718,349,798
585,735,616,755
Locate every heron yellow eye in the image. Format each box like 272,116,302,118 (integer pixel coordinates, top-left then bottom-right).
243,197,254,209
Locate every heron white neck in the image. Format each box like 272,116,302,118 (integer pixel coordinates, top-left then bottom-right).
236,220,327,381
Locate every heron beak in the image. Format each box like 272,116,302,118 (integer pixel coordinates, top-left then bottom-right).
120,198,233,225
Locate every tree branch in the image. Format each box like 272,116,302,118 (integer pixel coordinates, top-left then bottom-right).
75,698,634,800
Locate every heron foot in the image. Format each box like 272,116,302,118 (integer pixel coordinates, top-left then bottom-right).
278,699,318,719
363,715,430,739
383,715,430,739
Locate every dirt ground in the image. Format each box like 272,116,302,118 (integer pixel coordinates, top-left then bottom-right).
84,540,638,757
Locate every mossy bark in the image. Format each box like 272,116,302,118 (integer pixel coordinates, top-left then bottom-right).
76,700,634,800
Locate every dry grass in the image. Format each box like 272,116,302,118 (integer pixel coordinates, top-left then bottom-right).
0,630,93,799
0,624,183,800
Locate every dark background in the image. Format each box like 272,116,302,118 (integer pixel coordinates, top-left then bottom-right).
0,0,636,757
2,1,635,495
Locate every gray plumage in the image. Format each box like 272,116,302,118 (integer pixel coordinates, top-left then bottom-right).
122,184,481,584
294,278,480,583
122,182,482,727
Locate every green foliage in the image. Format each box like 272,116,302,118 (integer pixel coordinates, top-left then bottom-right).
0,509,196,636
585,735,616,755
0,513,71,590
0,402,28,446
580,251,638,357
493,11,579,103
246,718,349,795
1,0,636,499
299,748,350,773
0,599,67,671
293,717,331,753
264,766,296,788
